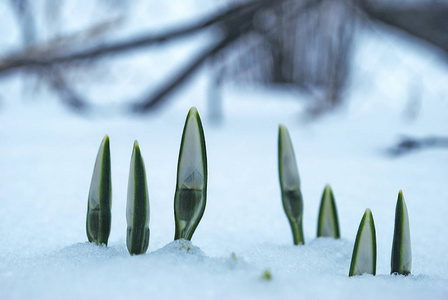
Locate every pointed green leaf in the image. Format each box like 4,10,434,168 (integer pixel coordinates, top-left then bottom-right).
126,141,150,255
317,185,340,239
349,209,377,276
391,190,412,275
174,107,207,241
278,124,304,245
86,135,112,246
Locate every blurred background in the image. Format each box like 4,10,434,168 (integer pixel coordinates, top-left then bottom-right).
0,0,446,139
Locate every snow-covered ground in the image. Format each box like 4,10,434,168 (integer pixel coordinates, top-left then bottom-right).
0,1,448,299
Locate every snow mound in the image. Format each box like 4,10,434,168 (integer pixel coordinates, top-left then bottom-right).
152,239,205,261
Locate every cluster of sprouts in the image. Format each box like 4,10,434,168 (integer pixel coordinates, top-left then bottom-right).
279,125,412,276
85,108,412,276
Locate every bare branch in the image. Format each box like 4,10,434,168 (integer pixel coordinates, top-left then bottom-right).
0,0,269,75
131,0,326,113
132,34,232,112
131,0,271,112
358,0,448,57
47,69,88,111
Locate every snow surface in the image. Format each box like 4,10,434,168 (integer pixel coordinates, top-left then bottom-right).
1,0,448,299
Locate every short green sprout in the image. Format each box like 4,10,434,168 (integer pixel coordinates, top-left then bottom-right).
126,141,150,255
349,209,377,276
317,185,340,239
391,190,412,275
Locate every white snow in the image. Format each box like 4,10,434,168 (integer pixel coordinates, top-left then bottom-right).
0,0,448,299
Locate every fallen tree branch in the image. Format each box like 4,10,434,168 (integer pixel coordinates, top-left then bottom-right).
358,0,448,56
131,0,324,112
1,0,326,114
0,0,268,75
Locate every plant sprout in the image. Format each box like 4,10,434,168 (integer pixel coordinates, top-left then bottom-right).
174,107,207,241
126,141,150,255
278,124,304,245
349,209,377,276
86,135,112,246
391,190,412,275
317,185,340,239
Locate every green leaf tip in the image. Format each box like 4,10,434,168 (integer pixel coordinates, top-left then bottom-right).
86,135,112,246
391,190,412,275
126,141,150,255
174,107,207,241
317,185,340,239
261,269,272,281
278,124,304,245
349,209,377,277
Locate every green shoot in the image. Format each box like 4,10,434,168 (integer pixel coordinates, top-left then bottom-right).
317,185,340,239
126,141,150,255
86,135,112,246
349,209,377,276
174,107,207,241
391,190,412,275
278,124,304,245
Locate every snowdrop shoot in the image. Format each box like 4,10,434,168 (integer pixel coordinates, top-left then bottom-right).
391,190,412,275
317,185,340,239
174,107,207,241
126,141,150,255
349,209,377,276
86,135,112,246
278,124,304,245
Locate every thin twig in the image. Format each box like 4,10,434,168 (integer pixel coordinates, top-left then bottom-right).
132,33,233,112
357,0,448,56
0,0,269,75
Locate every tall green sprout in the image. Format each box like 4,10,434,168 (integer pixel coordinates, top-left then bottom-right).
391,190,412,275
126,141,150,255
86,135,112,246
174,107,207,241
278,124,304,245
